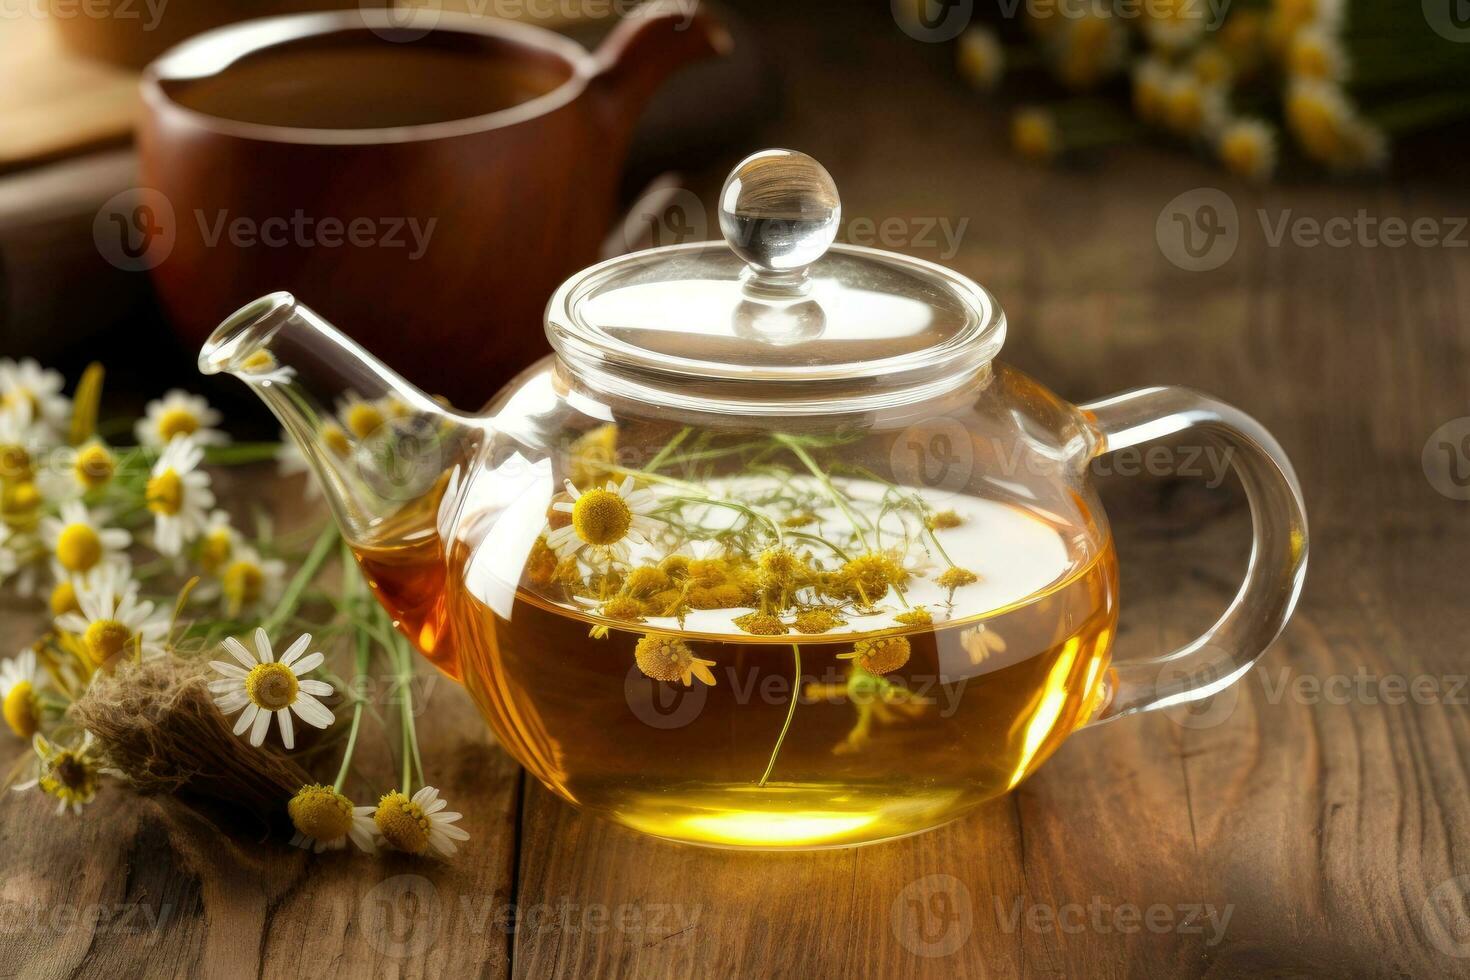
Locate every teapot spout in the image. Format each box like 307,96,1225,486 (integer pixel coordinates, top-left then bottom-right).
199,293,480,551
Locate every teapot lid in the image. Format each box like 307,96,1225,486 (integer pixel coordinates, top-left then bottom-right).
545,149,1005,414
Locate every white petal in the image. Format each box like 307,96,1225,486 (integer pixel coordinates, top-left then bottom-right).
412,786,437,806
289,651,324,676
427,831,459,857
550,501,573,513
290,693,334,728
298,679,334,696
279,634,311,667
214,692,249,713
253,627,273,662
433,821,470,841
222,637,256,668
209,660,248,678
234,703,259,736
563,479,583,499
249,705,272,746
277,709,294,750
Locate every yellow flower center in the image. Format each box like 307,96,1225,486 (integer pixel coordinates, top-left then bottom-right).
157,408,200,442
0,444,32,483
374,791,430,854
288,784,354,842
241,350,279,375
199,529,234,574
849,635,912,675
245,662,299,711
40,748,99,806
3,680,38,738
83,618,134,665
146,469,184,516
49,580,79,617
633,633,693,682
74,444,115,490
56,522,102,572
1012,110,1057,162
0,389,37,415
321,424,352,458
571,488,632,546
2,481,40,530
344,403,383,440
222,560,265,610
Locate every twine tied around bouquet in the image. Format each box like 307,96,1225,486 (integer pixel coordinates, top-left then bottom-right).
70,656,311,820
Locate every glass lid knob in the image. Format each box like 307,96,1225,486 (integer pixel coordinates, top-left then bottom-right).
719,149,841,282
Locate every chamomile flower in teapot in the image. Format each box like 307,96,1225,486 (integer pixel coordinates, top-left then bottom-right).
200,150,1307,849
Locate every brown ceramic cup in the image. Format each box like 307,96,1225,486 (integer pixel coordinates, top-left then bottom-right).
139,5,728,406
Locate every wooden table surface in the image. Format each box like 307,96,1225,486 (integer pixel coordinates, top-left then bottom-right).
4,2,1469,977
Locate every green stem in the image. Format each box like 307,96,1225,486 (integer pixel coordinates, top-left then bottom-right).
334,551,371,793
775,435,871,550
259,523,338,637
758,644,801,788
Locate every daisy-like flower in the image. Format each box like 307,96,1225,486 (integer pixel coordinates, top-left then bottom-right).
957,26,1004,92
237,349,295,386
547,476,660,562
56,565,168,665
194,509,239,576
134,390,227,449
37,439,116,501
13,731,104,815
287,783,376,853
0,398,46,483
1131,56,1171,126
373,786,470,857
1218,118,1279,183
209,629,334,750
146,436,214,556
0,525,41,597
335,392,407,440
0,358,70,433
839,635,912,676
1012,107,1059,163
633,632,717,687
0,648,45,738
1287,25,1346,82
40,500,130,576
217,546,286,618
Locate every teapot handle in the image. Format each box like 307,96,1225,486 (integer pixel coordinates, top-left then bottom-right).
1077,386,1308,726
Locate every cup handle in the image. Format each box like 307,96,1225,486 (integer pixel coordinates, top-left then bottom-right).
1077,386,1309,726
587,1,732,139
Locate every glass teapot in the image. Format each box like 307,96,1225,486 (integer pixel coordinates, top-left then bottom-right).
200,150,1308,849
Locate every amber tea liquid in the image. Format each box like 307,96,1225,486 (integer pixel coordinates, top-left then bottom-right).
357,486,1117,849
